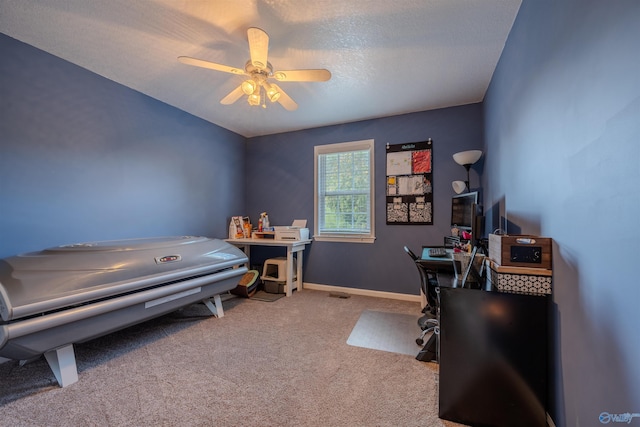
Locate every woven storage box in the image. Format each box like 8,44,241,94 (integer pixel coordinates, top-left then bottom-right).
486,260,552,296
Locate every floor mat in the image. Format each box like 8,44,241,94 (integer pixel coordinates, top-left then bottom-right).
347,310,422,356
251,290,286,302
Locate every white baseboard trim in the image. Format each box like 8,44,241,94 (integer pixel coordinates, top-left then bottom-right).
302,282,422,303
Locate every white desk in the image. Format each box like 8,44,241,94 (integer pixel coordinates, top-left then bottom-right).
225,238,312,297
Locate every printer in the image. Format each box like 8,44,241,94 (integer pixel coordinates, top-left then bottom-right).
274,219,310,241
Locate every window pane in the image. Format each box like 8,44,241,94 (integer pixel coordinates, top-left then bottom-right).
315,140,375,242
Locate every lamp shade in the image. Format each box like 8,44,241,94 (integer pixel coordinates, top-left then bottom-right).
453,150,482,166
452,180,467,194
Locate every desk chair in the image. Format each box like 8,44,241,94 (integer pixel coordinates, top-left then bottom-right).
404,246,439,348
406,246,465,362
404,246,438,317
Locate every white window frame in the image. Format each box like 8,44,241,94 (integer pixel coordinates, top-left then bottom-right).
314,139,375,243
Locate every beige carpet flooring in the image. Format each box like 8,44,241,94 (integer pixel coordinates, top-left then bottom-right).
0,289,466,427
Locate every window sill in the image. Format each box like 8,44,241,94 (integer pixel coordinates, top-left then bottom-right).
313,235,376,244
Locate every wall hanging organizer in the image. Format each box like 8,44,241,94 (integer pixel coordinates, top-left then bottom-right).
386,139,433,225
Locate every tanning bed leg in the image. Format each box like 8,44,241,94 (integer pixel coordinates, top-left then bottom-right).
44,344,79,387
202,294,224,318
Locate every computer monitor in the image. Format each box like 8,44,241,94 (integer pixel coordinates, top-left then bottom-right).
450,191,478,230
471,202,485,246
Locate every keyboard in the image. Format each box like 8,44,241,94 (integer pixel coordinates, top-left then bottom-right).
428,247,448,257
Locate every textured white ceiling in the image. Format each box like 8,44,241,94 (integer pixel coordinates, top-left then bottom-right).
0,0,521,137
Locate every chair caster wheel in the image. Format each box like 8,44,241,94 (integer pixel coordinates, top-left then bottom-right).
416,338,424,346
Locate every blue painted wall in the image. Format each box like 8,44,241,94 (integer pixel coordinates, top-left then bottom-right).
246,105,484,295
483,0,640,425
0,34,246,258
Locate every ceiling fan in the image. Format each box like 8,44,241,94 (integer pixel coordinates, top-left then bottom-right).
178,27,331,111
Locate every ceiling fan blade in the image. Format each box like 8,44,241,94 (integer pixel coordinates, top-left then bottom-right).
247,27,269,69
271,84,298,111
178,56,245,75
272,69,331,82
220,85,245,105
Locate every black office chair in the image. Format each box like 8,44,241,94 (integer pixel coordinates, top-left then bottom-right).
405,246,463,363
404,246,439,344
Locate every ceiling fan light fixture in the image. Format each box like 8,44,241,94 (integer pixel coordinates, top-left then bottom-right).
248,91,261,106
179,28,328,111
267,89,280,102
263,82,280,102
241,79,257,95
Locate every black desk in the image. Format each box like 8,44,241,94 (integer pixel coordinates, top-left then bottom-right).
418,247,464,288
420,246,489,291
438,287,549,427
419,247,455,264
418,246,549,425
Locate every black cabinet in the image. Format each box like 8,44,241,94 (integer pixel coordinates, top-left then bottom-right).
438,287,549,427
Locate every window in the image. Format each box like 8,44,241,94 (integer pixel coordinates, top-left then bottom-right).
314,139,375,243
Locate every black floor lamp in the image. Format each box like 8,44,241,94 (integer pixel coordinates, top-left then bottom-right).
452,150,482,193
